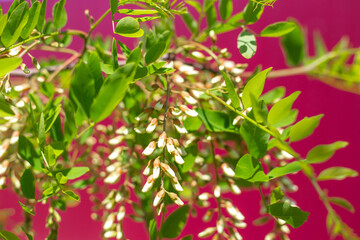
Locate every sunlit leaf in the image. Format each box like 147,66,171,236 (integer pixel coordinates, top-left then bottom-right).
306,141,348,164
237,30,257,59
317,167,358,181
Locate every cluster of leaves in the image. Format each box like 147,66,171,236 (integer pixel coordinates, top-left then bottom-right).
0,0,359,240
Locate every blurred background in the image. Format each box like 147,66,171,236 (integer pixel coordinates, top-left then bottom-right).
1,0,360,239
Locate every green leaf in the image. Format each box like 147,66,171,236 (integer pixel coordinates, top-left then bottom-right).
59,167,89,180
145,41,166,65
118,9,158,15
317,167,358,181
161,205,189,238
21,1,41,39
45,104,61,132
240,111,269,159
36,0,47,32
181,13,198,35
196,108,236,132
272,109,298,128
42,185,60,198
112,38,119,70
53,0,67,29
185,0,202,13
63,190,80,201
64,97,76,142
242,67,272,109
18,201,35,216
18,135,42,170
235,154,269,183
0,230,21,240
243,1,263,25
135,16,160,22
268,161,302,179
38,112,45,147
237,30,257,59
306,141,348,164
268,202,309,228
260,21,296,37
56,172,68,184
219,0,233,20
222,70,240,108
20,169,35,199
70,62,96,118
21,227,34,240
289,114,323,142
0,95,15,117
268,91,300,125
0,13,8,36
43,145,56,167
204,0,216,29
250,97,268,124
91,63,137,122
281,20,305,66
270,187,284,204
183,115,202,132
115,17,144,38
149,219,157,240
1,1,29,47
88,52,104,95
260,87,285,104
329,197,354,213
181,236,192,240
110,0,118,18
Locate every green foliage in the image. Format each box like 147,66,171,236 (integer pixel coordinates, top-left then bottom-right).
161,205,190,238
317,167,358,181
0,1,358,240
268,202,309,228
306,141,348,164
0,231,21,240
235,154,268,182
268,91,300,125
1,1,29,47
281,20,305,66
289,114,323,142
260,21,296,37
20,169,35,199
237,30,257,59
242,67,272,109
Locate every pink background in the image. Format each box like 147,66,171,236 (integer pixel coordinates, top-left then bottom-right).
1,0,360,239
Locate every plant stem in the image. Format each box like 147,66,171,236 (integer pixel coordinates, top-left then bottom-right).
0,30,87,55
82,8,112,55
76,122,95,139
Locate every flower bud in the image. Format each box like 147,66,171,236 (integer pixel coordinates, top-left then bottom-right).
142,141,156,156
158,132,167,148
117,206,126,221
103,213,116,230
221,163,235,177
8,46,22,56
104,231,117,238
173,74,184,83
108,147,122,160
171,177,183,192
153,189,165,207
109,136,124,145
166,138,176,154
0,176,6,187
198,227,216,238
104,169,122,184
170,107,183,116
168,192,184,206
0,160,9,175
142,175,155,192
191,51,205,61
228,179,241,195
203,209,214,222
214,185,221,198
173,150,185,165
116,224,123,239
180,105,198,117
209,30,217,43
211,75,222,84
174,121,188,134
160,163,176,179
216,218,225,234
153,157,161,179
146,118,158,134
143,160,152,175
